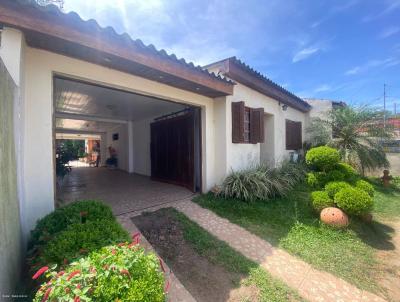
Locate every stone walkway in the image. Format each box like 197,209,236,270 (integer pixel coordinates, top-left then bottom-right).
174,200,387,302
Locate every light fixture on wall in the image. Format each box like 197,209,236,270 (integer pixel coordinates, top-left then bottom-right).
279,102,288,111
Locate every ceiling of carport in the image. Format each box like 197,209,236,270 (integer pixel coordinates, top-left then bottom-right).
54,77,187,121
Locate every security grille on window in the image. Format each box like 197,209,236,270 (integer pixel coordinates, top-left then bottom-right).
285,119,302,150
232,101,264,144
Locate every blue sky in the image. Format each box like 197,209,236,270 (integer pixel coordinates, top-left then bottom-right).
63,0,400,112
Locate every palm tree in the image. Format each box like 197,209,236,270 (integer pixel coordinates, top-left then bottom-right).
307,106,393,175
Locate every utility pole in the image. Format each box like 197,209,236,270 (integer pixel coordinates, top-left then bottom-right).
383,83,386,128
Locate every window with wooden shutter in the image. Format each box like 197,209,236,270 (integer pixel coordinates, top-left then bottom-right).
285,119,302,150
232,101,245,143
250,108,264,144
232,102,264,144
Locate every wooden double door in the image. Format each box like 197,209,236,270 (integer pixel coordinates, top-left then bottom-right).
150,109,200,192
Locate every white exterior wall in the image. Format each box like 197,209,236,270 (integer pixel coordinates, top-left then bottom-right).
106,124,129,172
226,83,308,172
132,118,152,176
16,37,217,237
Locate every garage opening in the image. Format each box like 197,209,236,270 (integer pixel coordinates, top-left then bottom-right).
54,76,202,213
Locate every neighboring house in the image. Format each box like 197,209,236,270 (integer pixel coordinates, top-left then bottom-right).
304,98,346,120
0,0,329,294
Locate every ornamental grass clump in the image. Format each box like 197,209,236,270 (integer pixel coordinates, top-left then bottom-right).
220,162,306,202
33,241,166,302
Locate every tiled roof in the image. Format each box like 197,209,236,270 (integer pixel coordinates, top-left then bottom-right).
229,57,311,111
18,0,233,85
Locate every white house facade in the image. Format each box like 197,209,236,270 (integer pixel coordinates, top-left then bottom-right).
0,0,329,294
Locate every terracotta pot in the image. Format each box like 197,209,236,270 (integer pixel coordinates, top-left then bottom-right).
320,207,349,228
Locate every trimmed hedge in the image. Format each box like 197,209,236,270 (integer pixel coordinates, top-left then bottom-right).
33,244,166,302
325,181,351,199
306,146,340,171
37,220,130,267
30,200,114,248
311,191,335,212
356,179,375,197
334,187,373,216
335,162,358,180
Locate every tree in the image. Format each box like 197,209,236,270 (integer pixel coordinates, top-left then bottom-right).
307,106,394,175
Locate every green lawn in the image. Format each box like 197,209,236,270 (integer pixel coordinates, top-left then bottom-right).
169,208,305,302
193,181,400,297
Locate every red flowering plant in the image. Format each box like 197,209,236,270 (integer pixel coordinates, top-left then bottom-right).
33,236,167,302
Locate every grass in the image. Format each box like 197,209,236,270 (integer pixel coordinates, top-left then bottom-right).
368,177,400,219
193,181,399,296
169,208,305,302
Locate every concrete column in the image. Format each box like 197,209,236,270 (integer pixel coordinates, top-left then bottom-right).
128,121,134,173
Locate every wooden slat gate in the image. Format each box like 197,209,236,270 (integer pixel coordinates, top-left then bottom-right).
150,110,195,191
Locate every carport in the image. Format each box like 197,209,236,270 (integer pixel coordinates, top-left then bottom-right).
54,76,202,213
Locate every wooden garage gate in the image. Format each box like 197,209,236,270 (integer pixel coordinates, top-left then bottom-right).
150,108,201,192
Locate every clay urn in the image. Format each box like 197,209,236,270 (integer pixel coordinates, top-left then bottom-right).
320,207,349,228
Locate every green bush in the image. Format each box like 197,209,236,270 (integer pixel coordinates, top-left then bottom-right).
306,146,340,171
334,187,373,215
325,181,352,199
311,191,335,212
307,171,331,188
30,200,114,248
220,162,306,202
33,244,166,302
326,170,345,182
35,220,130,267
335,162,358,180
356,179,374,197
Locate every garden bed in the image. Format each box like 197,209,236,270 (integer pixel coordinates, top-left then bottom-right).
194,181,400,300
132,208,304,302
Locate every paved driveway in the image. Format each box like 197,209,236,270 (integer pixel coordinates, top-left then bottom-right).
57,167,195,215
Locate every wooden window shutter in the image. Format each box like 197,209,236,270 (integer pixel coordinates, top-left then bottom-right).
232,101,245,143
286,120,302,150
250,108,264,144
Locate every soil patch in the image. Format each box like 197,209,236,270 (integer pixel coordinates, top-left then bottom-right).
132,208,257,302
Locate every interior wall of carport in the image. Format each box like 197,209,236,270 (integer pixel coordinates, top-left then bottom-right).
18,38,218,238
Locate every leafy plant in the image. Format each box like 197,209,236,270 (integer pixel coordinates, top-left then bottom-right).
334,187,373,215
220,162,306,202
307,106,393,175
33,244,166,302
35,220,130,267
30,200,114,249
326,170,345,182
335,162,358,181
306,146,340,171
311,191,334,212
356,179,375,197
325,181,352,199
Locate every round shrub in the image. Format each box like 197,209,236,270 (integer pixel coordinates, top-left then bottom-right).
326,170,345,182
334,187,373,216
311,191,335,212
324,181,352,199
356,179,374,197
335,162,358,181
307,172,330,188
33,244,166,302
306,146,340,171
36,220,130,267
30,200,114,248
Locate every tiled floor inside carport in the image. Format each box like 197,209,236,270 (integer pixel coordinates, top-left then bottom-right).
57,167,195,215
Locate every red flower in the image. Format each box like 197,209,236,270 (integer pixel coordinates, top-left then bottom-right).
131,232,141,241
67,270,81,281
32,266,49,280
76,284,81,289
120,269,130,276
57,271,65,277
41,287,52,302
118,242,126,247
74,296,80,302
111,249,116,255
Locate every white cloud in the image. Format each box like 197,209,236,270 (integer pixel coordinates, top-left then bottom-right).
345,57,400,75
363,0,400,22
314,84,332,93
292,47,320,63
379,26,400,39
